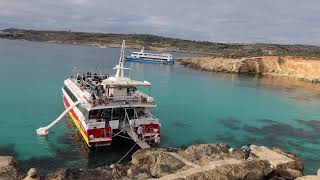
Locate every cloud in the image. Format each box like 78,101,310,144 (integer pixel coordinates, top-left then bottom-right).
0,0,320,45
143,16,171,27
65,0,89,5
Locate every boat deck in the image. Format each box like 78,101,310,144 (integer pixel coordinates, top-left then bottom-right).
69,77,156,108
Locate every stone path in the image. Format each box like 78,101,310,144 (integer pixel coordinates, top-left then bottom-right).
147,151,240,180
148,145,297,180
165,152,200,168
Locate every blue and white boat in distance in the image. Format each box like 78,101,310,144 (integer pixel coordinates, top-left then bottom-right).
125,48,174,64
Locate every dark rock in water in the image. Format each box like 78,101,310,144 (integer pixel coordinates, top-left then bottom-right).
0,144,17,157
295,119,320,133
257,118,277,124
243,123,317,141
218,117,242,130
172,121,192,128
0,144,306,180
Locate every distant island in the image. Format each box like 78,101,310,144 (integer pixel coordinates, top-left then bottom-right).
1,28,320,58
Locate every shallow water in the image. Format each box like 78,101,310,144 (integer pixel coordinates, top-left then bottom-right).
0,39,319,174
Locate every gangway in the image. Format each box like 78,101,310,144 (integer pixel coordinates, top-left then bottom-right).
36,100,81,136
123,127,150,149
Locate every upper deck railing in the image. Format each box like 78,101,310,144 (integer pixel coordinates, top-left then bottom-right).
70,77,155,108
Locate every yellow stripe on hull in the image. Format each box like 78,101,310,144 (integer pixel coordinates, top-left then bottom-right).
67,110,90,146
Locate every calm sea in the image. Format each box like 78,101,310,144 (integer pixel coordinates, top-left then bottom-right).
0,39,319,175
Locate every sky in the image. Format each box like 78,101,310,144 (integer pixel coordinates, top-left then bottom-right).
0,0,320,45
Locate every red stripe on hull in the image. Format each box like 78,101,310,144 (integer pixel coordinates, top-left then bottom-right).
63,96,88,137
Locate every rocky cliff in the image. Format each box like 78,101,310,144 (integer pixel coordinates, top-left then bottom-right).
0,144,309,180
178,56,320,83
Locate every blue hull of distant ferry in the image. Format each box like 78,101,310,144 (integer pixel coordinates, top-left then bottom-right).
125,57,174,65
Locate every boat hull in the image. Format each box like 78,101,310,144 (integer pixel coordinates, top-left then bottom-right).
125,57,174,64
63,95,112,148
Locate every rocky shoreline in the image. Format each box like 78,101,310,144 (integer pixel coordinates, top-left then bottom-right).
177,56,320,83
2,143,319,180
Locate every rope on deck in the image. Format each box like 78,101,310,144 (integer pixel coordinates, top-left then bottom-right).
115,143,137,164
111,130,133,140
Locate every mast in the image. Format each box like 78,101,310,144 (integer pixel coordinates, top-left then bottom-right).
115,40,126,78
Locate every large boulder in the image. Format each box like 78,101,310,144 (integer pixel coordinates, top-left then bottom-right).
131,149,185,178
22,168,40,180
0,156,22,180
45,164,128,180
251,145,304,179
177,143,243,165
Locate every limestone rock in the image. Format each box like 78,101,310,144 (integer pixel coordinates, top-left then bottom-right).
0,156,21,180
127,167,138,178
185,159,271,180
135,172,151,179
177,143,243,165
177,56,320,83
296,168,320,180
1,144,307,180
23,168,40,180
45,165,127,180
0,156,17,168
45,168,67,180
296,175,320,180
131,149,185,178
278,168,303,179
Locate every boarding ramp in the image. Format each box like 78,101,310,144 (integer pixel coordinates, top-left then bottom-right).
36,100,81,136
123,127,150,149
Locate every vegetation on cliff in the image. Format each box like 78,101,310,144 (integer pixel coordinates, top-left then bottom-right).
1,28,320,58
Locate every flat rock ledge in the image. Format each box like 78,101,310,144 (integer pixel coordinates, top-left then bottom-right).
177,56,320,83
0,144,310,180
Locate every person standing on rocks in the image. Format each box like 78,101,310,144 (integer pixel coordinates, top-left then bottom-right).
241,144,251,160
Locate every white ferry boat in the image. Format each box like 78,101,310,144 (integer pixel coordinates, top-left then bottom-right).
125,48,174,64
37,41,161,148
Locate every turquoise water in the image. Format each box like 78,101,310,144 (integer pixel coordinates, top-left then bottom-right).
0,39,319,174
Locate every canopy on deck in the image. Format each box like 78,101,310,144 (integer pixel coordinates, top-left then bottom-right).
101,77,151,86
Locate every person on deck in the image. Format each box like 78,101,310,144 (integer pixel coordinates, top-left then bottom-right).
241,144,252,160
137,125,144,140
91,93,96,105
154,133,160,147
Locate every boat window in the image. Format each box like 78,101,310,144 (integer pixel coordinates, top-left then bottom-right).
89,109,102,120
63,85,78,102
112,108,125,120
89,109,112,121
77,104,87,115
